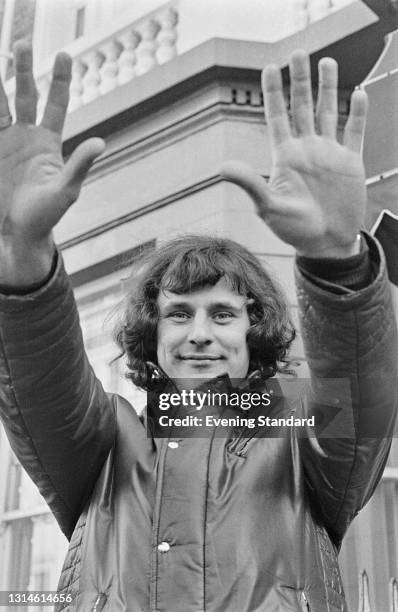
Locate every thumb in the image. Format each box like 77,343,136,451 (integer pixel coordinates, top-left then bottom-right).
59,137,106,207
220,161,272,218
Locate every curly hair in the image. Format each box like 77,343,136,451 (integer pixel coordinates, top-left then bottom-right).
114,235,296,390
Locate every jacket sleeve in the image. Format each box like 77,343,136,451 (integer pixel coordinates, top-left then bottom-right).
0,254,116,539
295,233,398,547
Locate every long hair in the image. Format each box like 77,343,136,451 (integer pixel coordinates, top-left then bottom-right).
114,235,296,390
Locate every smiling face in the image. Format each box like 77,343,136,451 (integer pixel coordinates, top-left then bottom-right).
156,278,251,383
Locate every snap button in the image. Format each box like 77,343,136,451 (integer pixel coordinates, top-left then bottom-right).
168,441,179,449
158,541,170,553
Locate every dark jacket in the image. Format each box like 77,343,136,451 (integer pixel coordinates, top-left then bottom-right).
0,236,396,612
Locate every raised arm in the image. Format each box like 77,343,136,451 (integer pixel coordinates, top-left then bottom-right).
0,43,114,538
221,50,398,543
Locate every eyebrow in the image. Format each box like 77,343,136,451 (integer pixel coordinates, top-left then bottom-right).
159,300,246,313
209,301,245,311
160,301,193,312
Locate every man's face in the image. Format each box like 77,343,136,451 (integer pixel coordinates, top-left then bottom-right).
156,279,251,382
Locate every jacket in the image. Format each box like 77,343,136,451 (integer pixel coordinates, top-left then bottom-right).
0,235,396,612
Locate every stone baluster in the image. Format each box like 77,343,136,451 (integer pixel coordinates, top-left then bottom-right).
7,90,15,121
69,59,85,111
82,50,103,104
135,18,160,76
390,578,398,612
307,0,332,21
358,570,371,612
99,39,122,95
156,6,178,64
117,29,141,85
293,0,309,29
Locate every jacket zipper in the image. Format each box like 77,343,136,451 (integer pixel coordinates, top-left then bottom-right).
301,590,310,611
92,593,107,612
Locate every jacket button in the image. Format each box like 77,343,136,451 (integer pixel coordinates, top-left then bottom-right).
168,441,179,449
158,541,170,553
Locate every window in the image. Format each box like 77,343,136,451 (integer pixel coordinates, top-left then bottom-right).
0,0,36,80
74,5,85,39
340,449,398,610
4,454,22,512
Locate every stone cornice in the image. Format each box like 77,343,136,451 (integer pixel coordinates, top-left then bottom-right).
62,0,376,152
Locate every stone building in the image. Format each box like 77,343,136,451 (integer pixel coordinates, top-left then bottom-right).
0,1,396,610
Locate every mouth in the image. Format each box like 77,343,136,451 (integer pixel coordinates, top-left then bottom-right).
179,355,223,361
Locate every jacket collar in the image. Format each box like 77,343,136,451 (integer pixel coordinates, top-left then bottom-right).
145,361,269,395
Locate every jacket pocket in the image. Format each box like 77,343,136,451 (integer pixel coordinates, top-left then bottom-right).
280,586,311,611
226,427,259,457
92,593,108,612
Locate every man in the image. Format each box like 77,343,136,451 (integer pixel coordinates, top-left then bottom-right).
0,42,396,612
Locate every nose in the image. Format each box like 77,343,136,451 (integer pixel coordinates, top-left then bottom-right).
188,313,213,345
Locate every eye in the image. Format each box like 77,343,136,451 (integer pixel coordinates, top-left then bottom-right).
212,311,234,322
167,311,190,321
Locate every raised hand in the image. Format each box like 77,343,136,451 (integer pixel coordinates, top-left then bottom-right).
221,50,368,258
0,41,105,287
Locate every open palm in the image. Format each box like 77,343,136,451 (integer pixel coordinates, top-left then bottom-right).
0,43,104,285
221,51,367,258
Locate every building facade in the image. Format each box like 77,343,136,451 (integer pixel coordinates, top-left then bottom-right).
0,1,397,610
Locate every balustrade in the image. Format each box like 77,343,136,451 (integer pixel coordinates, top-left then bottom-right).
5,2,179,118
357,570,398,612
294,0,338,28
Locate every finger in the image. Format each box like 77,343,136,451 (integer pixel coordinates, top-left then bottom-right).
58,138,106,210
41,52,72,133
14,40,38,123
316,57,338,138
220,160,273,218
289,49,315,136
261,65,291,146
343,88,368,153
